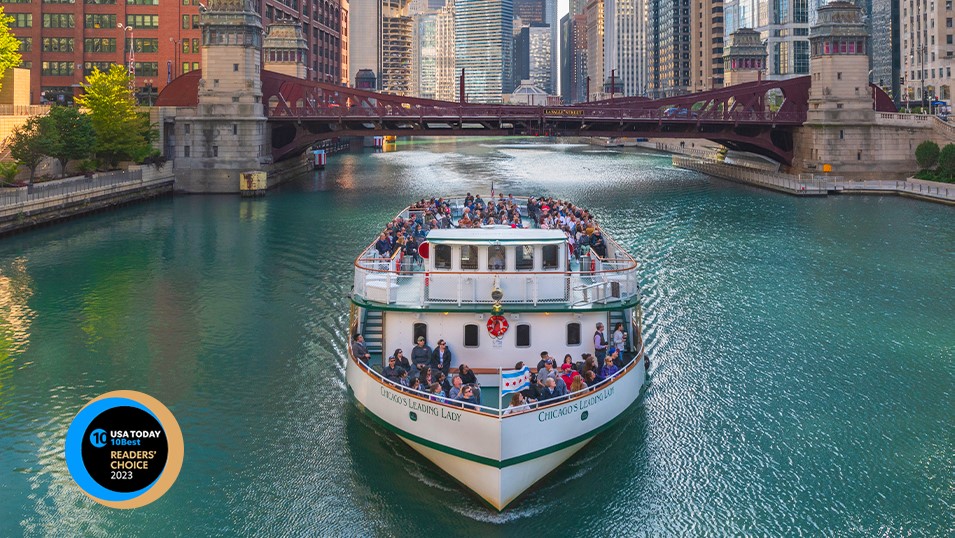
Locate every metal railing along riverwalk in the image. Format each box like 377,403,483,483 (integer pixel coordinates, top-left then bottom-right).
0,168,146,209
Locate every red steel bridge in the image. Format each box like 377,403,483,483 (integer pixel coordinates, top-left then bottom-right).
157,70,896,165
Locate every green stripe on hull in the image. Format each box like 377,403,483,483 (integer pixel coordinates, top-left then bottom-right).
352,388,643,468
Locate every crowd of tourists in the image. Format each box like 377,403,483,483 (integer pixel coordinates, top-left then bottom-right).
351,321,633,415
370,194,610,261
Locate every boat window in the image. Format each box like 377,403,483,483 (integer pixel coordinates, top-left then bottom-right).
463,324,479,347
515,245,534,271
434,244,451,270
487,245,506,271
566,323,581,345
515,324,531,347
542,245,559,270
460,245,479,270
413,323,427,344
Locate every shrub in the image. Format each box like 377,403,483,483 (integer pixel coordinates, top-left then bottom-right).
915,140,940,169
937,143,955,180
0,161,19,184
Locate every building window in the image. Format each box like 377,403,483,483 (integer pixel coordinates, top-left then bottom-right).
212,146,218,157
133,62,159,76
127,38,159,53
184,124,190,134
127,0,159,5
515,245,534,271
41,61,73,76
43,13,75,28
16,37,31,52
434,244,451,270
567,323,581,346
84,38,115,53
126,14,159,29
183,145,190,157
233,63,239,72
460,245,478,270
42,38,74,53
463,324,479,348
85,0,117,3
192,39,200,53
839,130,844,139
9,14,32,28
182,15,189,30
515,324,531,348
83,62,111,75
83,14,113,28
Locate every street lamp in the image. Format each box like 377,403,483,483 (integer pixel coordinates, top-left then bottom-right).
118,24,135,88
144,78,154,106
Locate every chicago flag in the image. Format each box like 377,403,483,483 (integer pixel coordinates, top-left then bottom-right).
500,366,531,396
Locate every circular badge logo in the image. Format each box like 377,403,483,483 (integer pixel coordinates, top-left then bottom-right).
65,391,183,509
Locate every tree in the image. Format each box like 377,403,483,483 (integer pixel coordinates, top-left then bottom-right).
43,106,95,176
7,116,57,182
0,8,22,94
0,161,19,185
74,65,150,167
937,143,955,180
914,140,940,170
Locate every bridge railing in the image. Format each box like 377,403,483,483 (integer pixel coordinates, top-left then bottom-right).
267,103,804,124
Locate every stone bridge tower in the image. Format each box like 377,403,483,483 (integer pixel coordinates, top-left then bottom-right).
263,21,308,79
722,29,767,87
173,0,269,193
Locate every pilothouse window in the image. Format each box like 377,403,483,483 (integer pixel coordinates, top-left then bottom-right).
460,245,478,270
434,244,451,270
515,246,534,271
542,245,559,270
487,245,506,271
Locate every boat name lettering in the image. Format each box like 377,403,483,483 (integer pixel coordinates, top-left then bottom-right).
379,386,461,422
538,387,615,422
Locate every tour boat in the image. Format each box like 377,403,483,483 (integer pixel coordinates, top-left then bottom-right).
346,196,648,510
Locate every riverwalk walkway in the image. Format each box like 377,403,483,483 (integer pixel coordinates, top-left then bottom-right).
0,166,175,234
672,155,955,205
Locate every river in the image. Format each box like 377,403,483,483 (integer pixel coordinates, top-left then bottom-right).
0,139,952,536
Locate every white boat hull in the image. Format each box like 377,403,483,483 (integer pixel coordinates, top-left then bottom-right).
346,351,647,510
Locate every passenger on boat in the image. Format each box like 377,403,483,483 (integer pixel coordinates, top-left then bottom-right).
539,378,567,402
398,369,411,387
594,322,608,361
436,371,451,395
569,375,587,393
408,377,421,392
352,334,371,363
448,375,464,400
504,393,531,415
560,364,578,388
536,351,554,371
392,348,411,374
562,354,576,371
411,336,432,373
457,385,480,410
457,364,478,386
419,367,435,387
538,359,559,383
591,231,607,257
383,357,403,382
581,354,599,377
600,355,620,378
613,322,627,356
375,233,392,257
583,370,599,388
431,339,452,376
429,383,447,403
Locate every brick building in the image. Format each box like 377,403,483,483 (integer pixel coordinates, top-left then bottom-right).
2,0,348,105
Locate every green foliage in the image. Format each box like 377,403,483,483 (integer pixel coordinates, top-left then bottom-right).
79,158,98,175
43,106,96,176
914,140,940,170
7,116,56,181
0,161,19,184
936,144,955,180
0,8,22,94
75,65,150,168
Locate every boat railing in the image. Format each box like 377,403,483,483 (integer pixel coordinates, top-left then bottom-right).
351,342,645,419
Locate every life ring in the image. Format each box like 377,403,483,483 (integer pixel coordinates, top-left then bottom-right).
487,315,509,338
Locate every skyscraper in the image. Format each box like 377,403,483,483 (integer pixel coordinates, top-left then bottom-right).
529,24,553,93
585,0,605,99
604,0,649,96
651,0,692,96
435,0,456,101
413,12,438,98
455,0,513,102
900,0,953,104
870,0,900,103
690,0,725,91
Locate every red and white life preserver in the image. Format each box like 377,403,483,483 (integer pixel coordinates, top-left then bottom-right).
487,315,509,338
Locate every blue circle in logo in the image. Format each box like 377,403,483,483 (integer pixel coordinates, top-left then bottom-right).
89,429,107,448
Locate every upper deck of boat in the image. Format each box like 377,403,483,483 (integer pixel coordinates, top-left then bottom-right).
352,196,640,311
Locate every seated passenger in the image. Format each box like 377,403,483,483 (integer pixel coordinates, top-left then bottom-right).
457,385,480,410
560,364,576,388
375,233,392,257
382,356,403,382
448,375,464,400
600,355,620,378
351,334,371,363
392,349,411,374
582,354,599,377
408,377,421,392
419,367,435,387
569,374,586,393
522,373,541,402
457,364,478,386
561,354,576,371
538,359,559,383
538,378,564,402
429,383,447,403
503,393,531,415
436,372,451,395
398,369,411,387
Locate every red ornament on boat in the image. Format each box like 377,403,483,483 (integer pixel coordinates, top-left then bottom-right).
487,315,509,338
